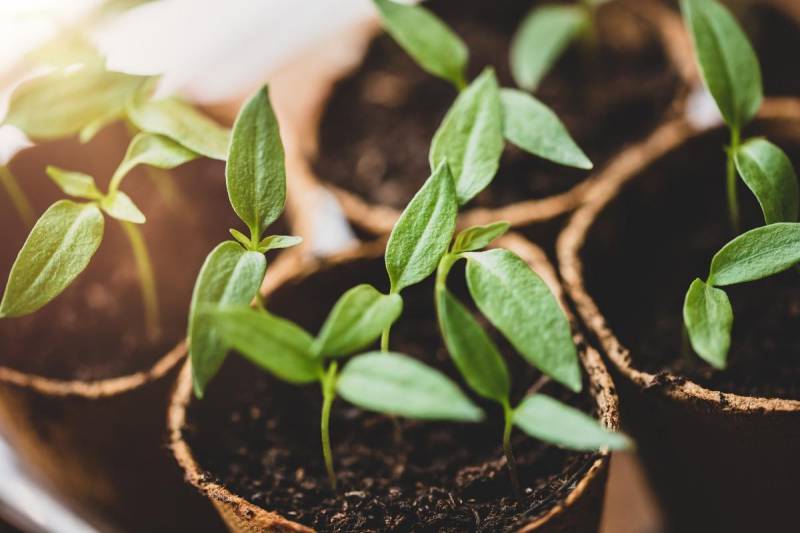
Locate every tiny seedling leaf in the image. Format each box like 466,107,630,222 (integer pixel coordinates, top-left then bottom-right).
510,5,588,91
226,86,286,237
709,223,800,286
680,0,762,129
111,132,199,188
386,161,457,292
127,96,230,160
429,68,504,205
734,138,799,224
500,89,591,169
207,305,318,384
514,394,631,450
229,229,252,248
373,0,468,88
337,352,484,422
452,221,510,253
258,235,303,253
45,166,102,200
188,241,267,397
0,200,104,317
312,284,403,358
683,278,732,368
100,191,146,224
465,249,582,392
437,288,510,403
4,65,145,140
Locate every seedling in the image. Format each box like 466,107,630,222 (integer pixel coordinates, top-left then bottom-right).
0,130,198,339
189,88,482,490
372,0,593,195
381,157,630,498
684,223,800,368
510,0,611,92
681,0,799,233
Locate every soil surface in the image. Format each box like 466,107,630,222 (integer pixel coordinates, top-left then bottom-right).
314,0,680,212
186,256,599,532
0,125,272,381
582,121,800,399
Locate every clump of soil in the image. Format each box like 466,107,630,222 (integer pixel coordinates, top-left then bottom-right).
582,121,800,399
186,257,600,532
314,0,680,211
0,126,270,381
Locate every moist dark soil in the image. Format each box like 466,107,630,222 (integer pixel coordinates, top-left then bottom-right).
314,0,680,211
582,120,800,400
0,125,265,381
185,256,599,532
741,3,800,97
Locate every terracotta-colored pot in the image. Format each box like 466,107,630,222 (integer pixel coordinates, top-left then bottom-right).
557,100,800,532
169,234,622,532
283,0,694,237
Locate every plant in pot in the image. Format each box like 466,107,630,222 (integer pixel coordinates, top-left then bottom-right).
557,0,800,530
172,83,630,531
309,0,687,235
0,50,239,530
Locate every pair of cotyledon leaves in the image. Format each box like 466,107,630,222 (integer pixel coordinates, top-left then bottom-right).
680,0,800,367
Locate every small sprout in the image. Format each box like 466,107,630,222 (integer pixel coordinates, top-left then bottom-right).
684,223,800,367
451,221,510,254
734,138,799,225
372,0,468,89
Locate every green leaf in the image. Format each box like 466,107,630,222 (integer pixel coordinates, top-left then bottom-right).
45,166,102,200
452,221,510,253
188,241,267,396
465,249,582,392
680,0,762,129
207,306,318,384
514,394,631,451
437,288,509,403
500,89,591,169
683,278,732,368
386,161,458,292
373,0,468,88
0,200,104,317
510,5,588,91
226,86,286,237
127,96,230,160
229,228,251,248
258,235,303,253
111,133,199,189
100,191,145,224
708,223,800,286
429,69,504,205
4,65,145,140
337,352,484,422
734,138,798,224
312,284,402,358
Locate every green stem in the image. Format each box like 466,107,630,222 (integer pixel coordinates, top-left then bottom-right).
119,221,160,341
502,401,523,503
0,166,34,227
320,362,339,491
380,327,390,352
726,126,742,235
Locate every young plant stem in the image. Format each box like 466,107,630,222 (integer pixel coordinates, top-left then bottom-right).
726,126,742,234
119,221,160,341
502,400,523,503
320,362,339,491
0,165,34,227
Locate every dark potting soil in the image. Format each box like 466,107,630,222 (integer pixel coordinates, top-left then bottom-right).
741,3,800,97
582,120,800,400
0,125,264,381
313,0,680,211
185,256,599,532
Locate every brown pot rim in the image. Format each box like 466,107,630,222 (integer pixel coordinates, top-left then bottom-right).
169,234,621,532
556,98,800,414
296,0,694,237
